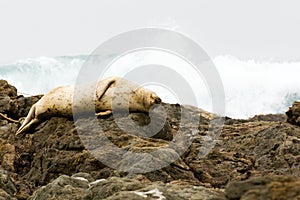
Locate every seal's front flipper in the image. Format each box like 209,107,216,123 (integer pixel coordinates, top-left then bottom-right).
95,110,112,116
96,79,116,101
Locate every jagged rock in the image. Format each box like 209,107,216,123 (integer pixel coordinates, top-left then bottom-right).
286,101,300,126
225,176,300,200
0,80,300,199
188,121,300,187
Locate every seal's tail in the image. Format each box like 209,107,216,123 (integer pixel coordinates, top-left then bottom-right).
16,104,39,135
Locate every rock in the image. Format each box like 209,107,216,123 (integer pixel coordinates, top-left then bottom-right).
248,114,287,122
0,79,41,120
29,175,226,200
83,177,144,199
0,143,15,171
0,189,15,200
286,101,300,126
0,80,300,199
16,95,43,118
0,170,17,197
225,176,300,200
106,185,225,200
28,175,89,200
0,80,18,118
186,120,300,188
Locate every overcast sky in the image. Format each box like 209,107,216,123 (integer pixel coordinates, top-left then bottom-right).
0,0,299,65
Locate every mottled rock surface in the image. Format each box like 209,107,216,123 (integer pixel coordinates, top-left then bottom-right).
29,175,226,200
225,176,300,200
0,80,299,199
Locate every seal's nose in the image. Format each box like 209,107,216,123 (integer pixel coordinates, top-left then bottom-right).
154,96,162,104
150,93,161,104
156,98,161,104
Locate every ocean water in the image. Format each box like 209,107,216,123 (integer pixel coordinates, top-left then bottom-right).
0,55,299,119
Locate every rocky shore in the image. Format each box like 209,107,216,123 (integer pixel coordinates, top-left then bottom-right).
0,79,299,200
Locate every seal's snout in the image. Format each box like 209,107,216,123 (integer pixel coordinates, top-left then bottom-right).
155,96,162,104
151,94,162,104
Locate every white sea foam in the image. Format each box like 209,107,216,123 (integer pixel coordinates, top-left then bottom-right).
0,56,85,96
0,55,299,119
214,55,300,118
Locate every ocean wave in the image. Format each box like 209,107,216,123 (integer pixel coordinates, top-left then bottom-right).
215,55,300,118
0,55,299,119
0,56,86,95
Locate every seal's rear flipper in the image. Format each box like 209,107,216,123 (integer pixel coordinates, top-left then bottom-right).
16,104,38,135
16,118,41,135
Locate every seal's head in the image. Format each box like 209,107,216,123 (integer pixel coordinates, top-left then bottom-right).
129,86,162,113
109,78,162,114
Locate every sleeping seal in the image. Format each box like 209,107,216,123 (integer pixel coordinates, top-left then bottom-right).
16,77,161,135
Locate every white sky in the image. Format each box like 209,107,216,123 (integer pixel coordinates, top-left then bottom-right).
0,0,300,65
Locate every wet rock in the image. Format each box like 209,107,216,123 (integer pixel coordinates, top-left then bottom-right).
286,101,300,126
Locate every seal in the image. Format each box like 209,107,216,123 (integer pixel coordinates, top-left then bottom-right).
16,77,161,135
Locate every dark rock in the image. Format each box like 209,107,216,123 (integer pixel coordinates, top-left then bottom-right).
16,95,42,118
0,79,42,120
286,101,300,126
